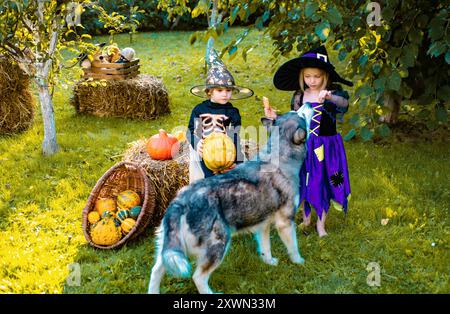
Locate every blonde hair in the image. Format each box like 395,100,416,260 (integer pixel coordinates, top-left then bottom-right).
299,68,329,91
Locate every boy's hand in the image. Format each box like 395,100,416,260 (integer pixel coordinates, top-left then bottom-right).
197,139,204,157
318,90,332,103
262,96,277,119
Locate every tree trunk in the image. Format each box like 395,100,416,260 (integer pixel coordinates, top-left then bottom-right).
35,73,59,156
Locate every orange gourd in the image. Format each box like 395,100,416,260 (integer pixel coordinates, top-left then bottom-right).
146,129,180,160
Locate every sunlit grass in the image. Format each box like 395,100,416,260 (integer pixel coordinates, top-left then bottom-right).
0,28,448,294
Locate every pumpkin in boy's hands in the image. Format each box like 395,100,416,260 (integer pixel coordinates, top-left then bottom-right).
202,132,236,173
146,129,180,160
95,198,116,216
121,218,136,235
117,190,140,209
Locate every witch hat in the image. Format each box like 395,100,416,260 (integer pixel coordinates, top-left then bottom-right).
190,49,254,100
273,46,353,91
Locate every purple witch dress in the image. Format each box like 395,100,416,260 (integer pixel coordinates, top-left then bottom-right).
298,98,351,219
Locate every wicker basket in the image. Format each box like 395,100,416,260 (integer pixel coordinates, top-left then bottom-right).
82,161,156,249
83,59,140,80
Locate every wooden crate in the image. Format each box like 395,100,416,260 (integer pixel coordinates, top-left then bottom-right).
83,59,140,80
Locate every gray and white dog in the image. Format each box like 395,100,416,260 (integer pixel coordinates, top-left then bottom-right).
148,112,307,294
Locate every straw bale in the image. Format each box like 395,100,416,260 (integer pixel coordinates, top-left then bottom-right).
0,58,35,135
71,74,170,119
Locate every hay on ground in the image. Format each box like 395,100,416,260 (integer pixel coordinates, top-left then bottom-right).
0,58,35,135
122,139,259,226
71,74,170,120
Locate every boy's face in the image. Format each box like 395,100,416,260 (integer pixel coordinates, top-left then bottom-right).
303,68,326,91
210,88,233,104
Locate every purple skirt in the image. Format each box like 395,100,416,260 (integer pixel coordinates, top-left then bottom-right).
299,133,351,219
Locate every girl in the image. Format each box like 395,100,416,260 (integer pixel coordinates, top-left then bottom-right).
265,46,353,237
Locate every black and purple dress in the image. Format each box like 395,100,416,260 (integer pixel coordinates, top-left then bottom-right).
292,90,351,219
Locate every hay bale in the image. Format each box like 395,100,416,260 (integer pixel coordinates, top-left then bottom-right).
123,140,190,226
71,74,170,119
0,58,35,135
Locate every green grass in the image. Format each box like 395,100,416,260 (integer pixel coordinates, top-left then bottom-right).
0,28,449,294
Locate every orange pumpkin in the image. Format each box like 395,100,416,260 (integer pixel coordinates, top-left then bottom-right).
95,198,116,216
146,129,180,160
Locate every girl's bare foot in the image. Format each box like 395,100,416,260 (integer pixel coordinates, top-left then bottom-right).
316,213,328,237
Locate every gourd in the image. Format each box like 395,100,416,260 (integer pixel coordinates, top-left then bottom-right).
87,211,101,224
117,190,140,209
129,206,142,219
95,198,116,216
202,132,236,172
90,217,122,246
121,218,136,235
146,129,180,160
116,209,130,222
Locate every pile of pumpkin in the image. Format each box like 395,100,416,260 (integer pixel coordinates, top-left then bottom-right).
87,190,142,246
147,128,236,173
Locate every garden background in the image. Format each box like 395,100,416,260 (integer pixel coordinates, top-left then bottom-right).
0,0,448,294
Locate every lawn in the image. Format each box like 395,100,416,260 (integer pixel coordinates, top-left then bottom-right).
0,28,448,294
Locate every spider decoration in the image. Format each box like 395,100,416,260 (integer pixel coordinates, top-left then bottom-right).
330,171,344,187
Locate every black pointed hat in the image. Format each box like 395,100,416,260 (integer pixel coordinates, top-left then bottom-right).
190,49,254,100
273,46,353,91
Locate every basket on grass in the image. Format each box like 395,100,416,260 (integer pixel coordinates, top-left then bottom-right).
82,161,156,249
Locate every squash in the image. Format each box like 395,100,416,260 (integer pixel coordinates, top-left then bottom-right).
116,209,130,222
146,129,180,160
95,198,116,216
172,130,187,142
90,217,122,246
121,218,136,235
117,190,141,209
202,132,236,172
129,206,142,219
87,211,101,224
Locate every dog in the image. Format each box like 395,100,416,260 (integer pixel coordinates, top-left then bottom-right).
148,112,308,294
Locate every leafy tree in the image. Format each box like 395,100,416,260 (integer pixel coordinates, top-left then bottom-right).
159,0,449,140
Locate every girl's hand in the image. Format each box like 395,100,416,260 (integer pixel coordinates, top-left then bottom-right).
197,139,204,157
318,90,332,103
262,96,277,119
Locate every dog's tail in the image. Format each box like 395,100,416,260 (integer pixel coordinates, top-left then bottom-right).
161,203,191,278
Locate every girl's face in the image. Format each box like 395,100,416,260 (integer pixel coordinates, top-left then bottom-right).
210,87,233,104
302,68,326,91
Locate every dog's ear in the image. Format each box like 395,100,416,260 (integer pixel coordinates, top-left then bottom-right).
261,117,275,132
293,128,306,144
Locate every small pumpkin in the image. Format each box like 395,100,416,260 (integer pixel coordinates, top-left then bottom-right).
87,211,101,224
146,129,180,160
116,209,130,222
117,190,141,209
95,198,116,216
129,206,142,219
90,217,122,246
121,218,136,235
202,132,236,173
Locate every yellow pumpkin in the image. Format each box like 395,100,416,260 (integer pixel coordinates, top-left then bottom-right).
95,198,116,216
202,132,236,172
87,211,101,224
121,218,136,235
90,217,122,246
117,190,141,209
